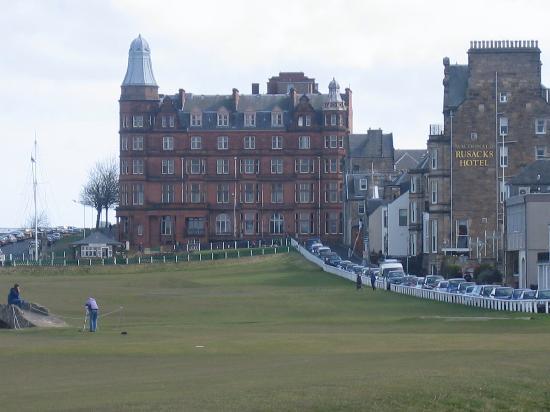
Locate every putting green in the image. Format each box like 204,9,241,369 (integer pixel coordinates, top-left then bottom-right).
1,253,550,411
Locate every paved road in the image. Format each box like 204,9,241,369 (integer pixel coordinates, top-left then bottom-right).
0,239,33,259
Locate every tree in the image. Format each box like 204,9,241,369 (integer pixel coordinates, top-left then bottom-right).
81,157,119,229
23,210,49,229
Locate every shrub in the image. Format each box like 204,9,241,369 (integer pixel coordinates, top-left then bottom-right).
475,267,503,284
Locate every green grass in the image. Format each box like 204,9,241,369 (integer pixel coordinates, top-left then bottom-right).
1,253,550,411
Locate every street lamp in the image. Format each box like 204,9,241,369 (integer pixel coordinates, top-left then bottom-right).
73,200,85,239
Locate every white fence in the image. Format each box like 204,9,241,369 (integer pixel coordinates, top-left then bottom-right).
292,239,549,314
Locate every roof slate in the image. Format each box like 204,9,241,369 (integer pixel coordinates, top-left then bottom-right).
349,130,394,158
509,160,550,185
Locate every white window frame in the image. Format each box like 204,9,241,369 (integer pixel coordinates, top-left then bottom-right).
191,136,202,150
272,136,283,149
305,115,311,126
359,178,368,191
217,112,229,127
132,159,144,175
161,159,174,175
132,184,144,205
190,112,202,127
535,118,546,135
499,92,508,103
271,159,283,174
499,146,508,167
132,115,144,128
410,176,417,193
298,135,310,150
431,180,438,204
272,111,283,127
216,159,229,175
121,136,128,151
244,113,256,127
499,117,509,136
536,146,547,160
163,136,174,151
244,136,256,150
431,149,438,170
271,183,283,204
132,136,144,151
243,159,255,174
217,136,228,150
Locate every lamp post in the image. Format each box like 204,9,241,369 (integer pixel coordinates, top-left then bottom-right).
73,200,85,239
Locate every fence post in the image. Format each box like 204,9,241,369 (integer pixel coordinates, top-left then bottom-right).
150,256,153,264
210,242,213,250
138,256,141,264
211,252,214,260
114,257,117,265
89,259,92,266
126,258,129,265
64,259,66,266
225,252,227,259
187,254,190,261
234,241,237,249
163,256,166,263
199,253,202,261
237,250,240,258
77,259,80,266
262,248,265,255
175,255,178,263
102,259,105,265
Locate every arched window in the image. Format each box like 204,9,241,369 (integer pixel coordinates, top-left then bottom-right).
270,213,284,234
216,214,231,234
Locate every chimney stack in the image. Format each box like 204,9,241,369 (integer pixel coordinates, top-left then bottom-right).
251,83,259,95
178,88,185,109
232,88,240,110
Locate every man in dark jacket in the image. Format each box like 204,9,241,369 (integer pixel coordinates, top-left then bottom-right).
370,272,377,291
8,284,25,308
356,273,362,290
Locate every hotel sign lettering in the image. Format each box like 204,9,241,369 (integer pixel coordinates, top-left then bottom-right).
454,144,494,167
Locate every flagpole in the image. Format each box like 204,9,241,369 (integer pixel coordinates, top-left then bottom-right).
33,134,38,261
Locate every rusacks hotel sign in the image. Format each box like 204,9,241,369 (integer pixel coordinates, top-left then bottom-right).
454,143,495,167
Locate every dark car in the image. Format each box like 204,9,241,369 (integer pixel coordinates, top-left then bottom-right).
386,271,405,290
447,278,466,293
324,253,341,267
511,289,536,300
481,285,497,298
536,290,550,313
490,287,514,300
305,238,321,251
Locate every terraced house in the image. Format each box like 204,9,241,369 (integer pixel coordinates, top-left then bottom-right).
116,35,351,250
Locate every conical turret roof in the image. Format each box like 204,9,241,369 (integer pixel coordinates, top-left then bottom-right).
122,34,157,86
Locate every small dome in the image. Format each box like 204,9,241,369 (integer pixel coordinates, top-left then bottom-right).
129,34,150,53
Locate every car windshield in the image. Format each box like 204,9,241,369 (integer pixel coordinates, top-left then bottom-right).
495,288,513,297
437,282,449,288
426,276,442,285
465,286,475,293
523,290,536,299
538,290,550,299
459,282,474,291
512,290,525,299
449,279,464,286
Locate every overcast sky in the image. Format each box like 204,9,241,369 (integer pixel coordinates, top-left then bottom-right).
2,0,550,228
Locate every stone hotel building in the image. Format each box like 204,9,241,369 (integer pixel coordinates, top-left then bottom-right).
418,40,550,275
116,36,351,250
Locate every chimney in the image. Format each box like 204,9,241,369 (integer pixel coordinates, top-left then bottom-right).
289,87,297,108
178,88,186,110
251,83,259,95
232,88,240,110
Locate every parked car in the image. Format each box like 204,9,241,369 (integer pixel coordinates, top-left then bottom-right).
481,285,497,298
305,238,321,251
447,278,467,293
535,290,550,312
464,285,475,295
423,275,444,290
317,246,332,258
511,289,536,300
414,277,425,288
386,272,405,289
457,282,475,294
337,260,353,270
434,280,449,292
402,276,418,286
490,287,514,300
324,253,341,267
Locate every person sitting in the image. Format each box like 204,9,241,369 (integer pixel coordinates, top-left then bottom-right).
8,284,25,308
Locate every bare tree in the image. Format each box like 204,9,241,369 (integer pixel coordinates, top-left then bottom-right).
81,157,119,229
23,210,49,229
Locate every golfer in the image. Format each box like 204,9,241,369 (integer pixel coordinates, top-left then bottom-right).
8,284,25,308
84,297,99,332
356,273,362,290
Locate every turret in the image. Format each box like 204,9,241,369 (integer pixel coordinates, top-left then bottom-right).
121,34,159,100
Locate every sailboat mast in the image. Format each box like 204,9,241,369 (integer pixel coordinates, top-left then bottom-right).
33,135,38,261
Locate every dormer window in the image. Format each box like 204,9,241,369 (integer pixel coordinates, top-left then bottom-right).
272,111,283,127
305,115,311,126
244,112,256,127
191,112,202,127
169,116,175,128
298,116,304,127
331,114,337,126
217,111,229,127
161,115,175,128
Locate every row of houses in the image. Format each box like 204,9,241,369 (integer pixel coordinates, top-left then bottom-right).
115,36,550,288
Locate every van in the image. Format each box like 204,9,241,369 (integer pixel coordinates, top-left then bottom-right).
379,260,404,277
317,246,332,257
